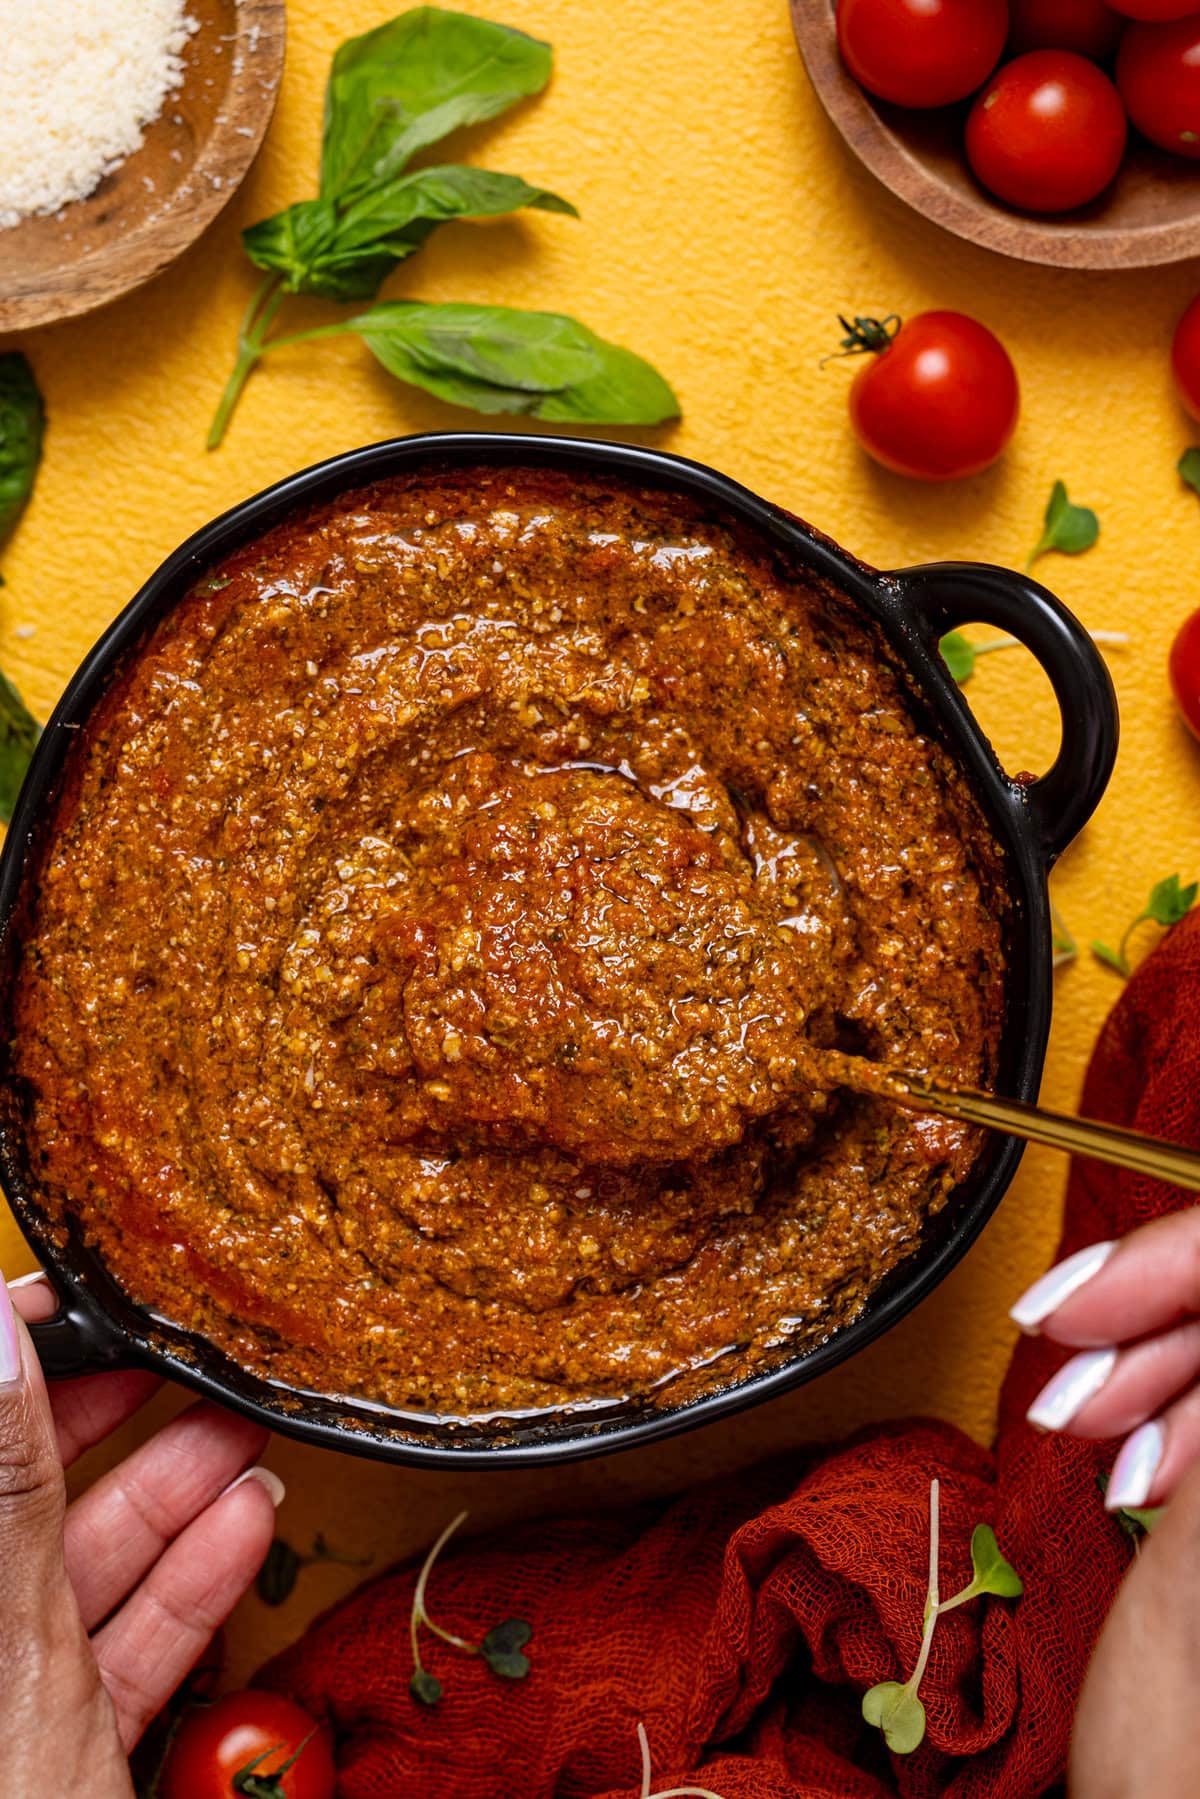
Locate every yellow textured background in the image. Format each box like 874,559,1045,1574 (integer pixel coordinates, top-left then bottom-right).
3,0,1200,1684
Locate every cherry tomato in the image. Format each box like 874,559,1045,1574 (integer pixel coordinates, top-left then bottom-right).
161,1692,335,1799
836,0,1009,109
1117,17,1200,158
966,51,1127,211
1007,0,1125,58
1170,608,1200,738
1109,0,1200,18
845,312,1019,482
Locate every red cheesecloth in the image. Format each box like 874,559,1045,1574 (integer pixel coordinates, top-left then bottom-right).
260,913,1200,1797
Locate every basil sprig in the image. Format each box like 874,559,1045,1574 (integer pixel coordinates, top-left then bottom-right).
210,7,678,446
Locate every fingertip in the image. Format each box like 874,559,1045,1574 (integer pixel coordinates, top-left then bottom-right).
221,1464,286,1509
7,1272,59,1326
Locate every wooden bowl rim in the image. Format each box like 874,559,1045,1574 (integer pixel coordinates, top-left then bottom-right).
0,0,286,332
791,0,1200,271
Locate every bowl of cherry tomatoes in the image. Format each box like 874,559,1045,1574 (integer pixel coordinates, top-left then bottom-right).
791,0,1200,268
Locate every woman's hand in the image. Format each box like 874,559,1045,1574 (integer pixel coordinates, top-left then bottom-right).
1014,1214,1200,1509
1013,1220,1200,1797
0,1269,282,1797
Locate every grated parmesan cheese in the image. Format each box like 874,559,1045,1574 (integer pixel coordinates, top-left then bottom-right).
0,0,197,229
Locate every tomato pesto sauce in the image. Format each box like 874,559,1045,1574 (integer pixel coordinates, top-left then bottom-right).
15,469,1007,1416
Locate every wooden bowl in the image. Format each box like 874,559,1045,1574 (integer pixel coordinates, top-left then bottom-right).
791,1,1200,270
0,0,285,331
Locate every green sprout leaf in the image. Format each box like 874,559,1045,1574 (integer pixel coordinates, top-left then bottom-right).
939,631,975,684
862,1682,927,1755
968,1524,1023,1598
1026,480,1099,573
256,1537,302,1606
409,1669,443,1706
1091,873,1199,977
482,1618,532,1679
1146,872,1198,927
1179,447,1200,497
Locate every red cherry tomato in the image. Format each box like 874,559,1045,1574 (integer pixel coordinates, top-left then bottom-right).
161,1692,335,1799
1170,608,1200,738
1109,0,1200,17
845,312,1019,482
1173,294,1200,419
1007,0,1125,58
1117,17,1200,158
836,0,1009,108
966,51,1127,211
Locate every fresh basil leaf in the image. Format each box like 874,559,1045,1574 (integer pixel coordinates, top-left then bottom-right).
1179,447,1200,496
247,167,576,302
1146,872,1198,928
0,353,45,566
1026,479,1099,571
939,630,975,685
321,7,553,205
0,668,40,824
862,1681,926,1755
346,299,679,422
968,1524,1023,1598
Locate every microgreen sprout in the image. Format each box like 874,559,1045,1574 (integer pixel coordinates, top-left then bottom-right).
1091,873,1199,977
1026,480,1099,572
256,1531,373,1606
939,627,1126,688
635,1722,728,1799
1051,901,1078,969
408,1511,532,1706
861,1481,1022,1756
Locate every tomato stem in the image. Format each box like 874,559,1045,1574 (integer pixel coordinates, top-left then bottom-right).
822,313,901,366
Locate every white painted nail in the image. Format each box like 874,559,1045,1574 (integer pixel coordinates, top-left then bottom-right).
0,1271,20,1388
222,1465,285,1508
1010,1241,1117,1332
1107,1421,1165,1511
1027,1348,1117,1432
5,1271,50,1291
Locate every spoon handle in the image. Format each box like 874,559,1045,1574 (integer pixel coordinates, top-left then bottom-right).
901,1075,1200,1189
825,1053,1200,1192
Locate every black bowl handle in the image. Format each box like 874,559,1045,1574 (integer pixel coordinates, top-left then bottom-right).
894,560,1119,866
27,1292,136,1378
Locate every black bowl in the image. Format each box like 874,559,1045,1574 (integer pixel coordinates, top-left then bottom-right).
0,434,1118,1467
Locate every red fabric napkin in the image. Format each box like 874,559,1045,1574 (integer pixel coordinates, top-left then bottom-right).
260,912,1200,1797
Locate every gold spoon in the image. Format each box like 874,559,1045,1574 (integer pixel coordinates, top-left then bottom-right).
820,1049,1200,1192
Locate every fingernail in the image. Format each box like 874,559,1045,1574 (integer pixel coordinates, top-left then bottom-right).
222,1465,285,1508
6,1271,50,1291
1010,1241,1117,1332
1107,1421,1165,1511
1027,1348,1117,1432
0,1270,21,1388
